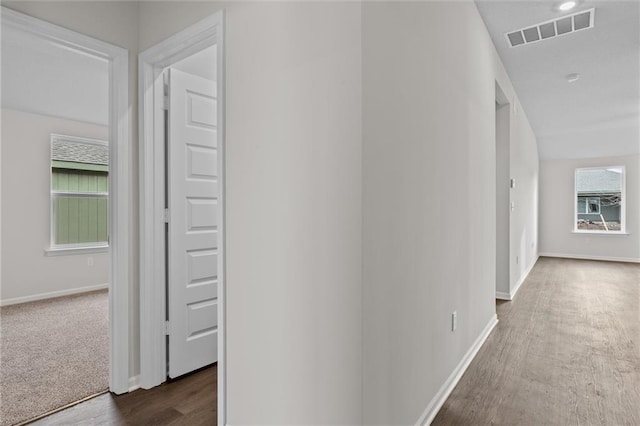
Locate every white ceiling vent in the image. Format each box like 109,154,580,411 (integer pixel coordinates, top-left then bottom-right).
505,8,595,48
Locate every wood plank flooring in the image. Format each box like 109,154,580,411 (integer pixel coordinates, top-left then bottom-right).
27,257,639,425
433,257,640,425
30,365,216,426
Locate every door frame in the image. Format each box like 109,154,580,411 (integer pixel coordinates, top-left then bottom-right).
1,7,131,394
138,11,226,424
495,81,511,301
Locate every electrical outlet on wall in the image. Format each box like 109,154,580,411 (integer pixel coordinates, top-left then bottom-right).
452,311,457,332
88,257,94,267
516,255,519,265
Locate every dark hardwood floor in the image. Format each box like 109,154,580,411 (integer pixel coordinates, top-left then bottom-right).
29,365,216,426
433,257,640,425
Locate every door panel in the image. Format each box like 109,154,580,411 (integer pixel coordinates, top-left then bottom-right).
167,68,218,378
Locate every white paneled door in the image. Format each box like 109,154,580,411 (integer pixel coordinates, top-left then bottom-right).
167,68,219,378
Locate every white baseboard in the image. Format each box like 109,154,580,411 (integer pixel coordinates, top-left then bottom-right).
511,255,538,300
539,252,640,263
0,283,108,306
128,375,141,392
495,291,511,300
417,314,499,425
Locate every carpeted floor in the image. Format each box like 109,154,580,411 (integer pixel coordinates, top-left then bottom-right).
0,290,109,426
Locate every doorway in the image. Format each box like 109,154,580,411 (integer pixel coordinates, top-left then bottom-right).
495,82,511,301
0,6,130,424
138,11,225,425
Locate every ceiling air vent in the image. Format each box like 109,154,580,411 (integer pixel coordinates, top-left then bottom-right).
505,8,595,48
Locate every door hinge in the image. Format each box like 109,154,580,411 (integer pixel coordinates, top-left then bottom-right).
164,321,171,335
163,83,169,110
163,208,169,223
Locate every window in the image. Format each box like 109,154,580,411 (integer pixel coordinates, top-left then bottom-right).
575,166,624,233
577,196,600,214
50,135,109,250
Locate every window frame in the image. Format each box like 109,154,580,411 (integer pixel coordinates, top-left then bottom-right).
574,165,626,234
48,134,110,253
577,196,601,214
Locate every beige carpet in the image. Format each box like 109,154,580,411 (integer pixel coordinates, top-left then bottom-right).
0,290,109,426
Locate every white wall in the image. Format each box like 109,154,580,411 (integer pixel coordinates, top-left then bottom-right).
138,2,364,424
509,96,540,295
539,154,640,262
362,2,539,423
1,3,545,424
0,109,109,304
2,5,363,421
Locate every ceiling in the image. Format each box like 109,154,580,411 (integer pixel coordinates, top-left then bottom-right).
475,0,640,160
3,2,635,160
1,24,109,126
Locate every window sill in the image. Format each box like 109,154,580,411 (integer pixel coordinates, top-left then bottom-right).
45,245,109,256
571,230,629,236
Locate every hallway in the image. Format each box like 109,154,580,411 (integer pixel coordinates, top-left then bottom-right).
434,257,640,425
